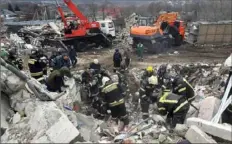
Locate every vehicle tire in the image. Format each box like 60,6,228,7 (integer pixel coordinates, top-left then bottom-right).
75,42,87,52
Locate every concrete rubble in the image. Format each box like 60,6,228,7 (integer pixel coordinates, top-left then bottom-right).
1,48,232,143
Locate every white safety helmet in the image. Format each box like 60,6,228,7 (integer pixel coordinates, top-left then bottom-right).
224,54,232,67
93,59,99,64
148,76,158,85
102,76,110,87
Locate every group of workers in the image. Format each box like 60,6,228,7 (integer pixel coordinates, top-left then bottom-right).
1,47,76,93
79,48,196,131
138,65,195,128
2,45,231,132
80,57,130,131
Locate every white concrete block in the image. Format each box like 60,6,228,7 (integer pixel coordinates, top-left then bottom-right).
2,101,80,143
187,117,232,141
46,115,80,143
198,96,221,121
174,124,188,137
185,125,217,143
12,112,21,124
1,94,10,129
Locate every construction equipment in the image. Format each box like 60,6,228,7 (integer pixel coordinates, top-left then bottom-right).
130,12,185,54
56,0,112,51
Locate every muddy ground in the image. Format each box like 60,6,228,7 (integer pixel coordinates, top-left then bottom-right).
76,43,232,71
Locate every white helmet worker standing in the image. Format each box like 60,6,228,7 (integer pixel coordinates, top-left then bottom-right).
94,59,99,64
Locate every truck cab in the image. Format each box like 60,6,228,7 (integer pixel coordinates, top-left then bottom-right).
97,19,116,39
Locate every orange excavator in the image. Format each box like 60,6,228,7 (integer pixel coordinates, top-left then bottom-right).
56,0,112,51
130,12,185,53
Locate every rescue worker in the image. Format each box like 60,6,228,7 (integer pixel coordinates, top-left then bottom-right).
139,75,160,120
97,68,111,87
69,46,77,66
123,48,131,70
117,63,129,97
50,53,71,70
157,85,190,128
0,48,9,61
136,42,144,61
113,49,122,73
89,59,101,74
28,50,48,79
157,64,168,85
157,64,195,102
160,21,182,46
46,67,72,92
92,96,107,119
81,67,93,85
141,66,156,83
7,50,23,70
101,76,129,130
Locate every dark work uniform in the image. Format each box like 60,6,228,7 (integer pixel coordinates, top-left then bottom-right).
69,48,77,66
113,51,122,72
46,70,65,92
123,50,131,69
89,62,101,74
157,90,190,128
28,55,47,79
81,71,92,85
139,79,159,119
222,68,232,124
50,55,71,70
172,76,195,102
7,55,23,70
101,82,129,125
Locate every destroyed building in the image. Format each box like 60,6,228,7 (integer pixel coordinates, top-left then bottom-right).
1,1,232,143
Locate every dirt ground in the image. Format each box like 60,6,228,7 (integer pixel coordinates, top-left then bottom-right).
76,43,232,71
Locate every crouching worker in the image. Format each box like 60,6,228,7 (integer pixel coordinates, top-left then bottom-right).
101,76,129,131
46,67,72,92
157,64,195,102
157,86,190,129
140,75,160,120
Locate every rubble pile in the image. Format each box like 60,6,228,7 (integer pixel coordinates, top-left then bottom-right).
115,13,138,48
1,60,231,143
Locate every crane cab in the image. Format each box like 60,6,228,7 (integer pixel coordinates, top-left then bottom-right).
97,19,116,39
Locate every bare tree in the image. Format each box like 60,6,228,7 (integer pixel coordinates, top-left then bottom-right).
100,0,109,20
89,0,98,21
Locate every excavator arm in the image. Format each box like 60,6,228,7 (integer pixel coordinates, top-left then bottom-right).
63,0,88,23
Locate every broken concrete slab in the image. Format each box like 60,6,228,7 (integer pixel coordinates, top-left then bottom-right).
185,102,200,121
1,66,25,95
174,124,188,137
185,125,217,143
198,96,221,121
1,102,80,143
75,113,103,142
1,93,11,129
12,112,21,124
187,117,232,141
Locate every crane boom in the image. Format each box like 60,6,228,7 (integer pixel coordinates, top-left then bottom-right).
63,0,88,23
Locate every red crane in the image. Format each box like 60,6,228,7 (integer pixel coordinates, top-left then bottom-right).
56,0,111,51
